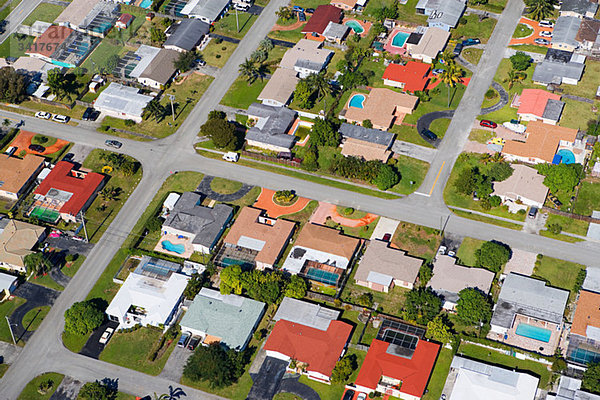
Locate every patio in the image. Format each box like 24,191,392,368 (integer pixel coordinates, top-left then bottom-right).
489,314,562,356
154,233,194,259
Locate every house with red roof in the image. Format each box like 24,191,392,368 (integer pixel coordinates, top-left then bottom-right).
302,5,342,38
32,161,105,223
382,61,431,93
354,321,440,400
514,88,565,125
116,13,134,30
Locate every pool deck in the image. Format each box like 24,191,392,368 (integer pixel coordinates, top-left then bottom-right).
342,17,371,38
383,27,411,55
487,314,563,356
154,234,194,259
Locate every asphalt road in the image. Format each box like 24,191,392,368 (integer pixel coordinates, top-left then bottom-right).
0,0,44,44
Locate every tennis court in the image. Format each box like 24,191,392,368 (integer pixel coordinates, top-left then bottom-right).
29,206,60,223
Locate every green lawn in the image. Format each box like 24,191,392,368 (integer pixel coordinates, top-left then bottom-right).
62,255,85,278
469,129,494,143
100,327,177,375
18,372,65,400
21,306,50,332
390,125,435,148
422,348,453,400
429,118,451,138
561,60,600,100
212,12,257,40
0,297,26,344
62,330,90,353
513,23,534,38
21,3,64,25
561,98,598,130
509,44,549,55
467,0,507,12
220,76,268,109
0,0,22,21
391,221,441,262
462,48,483,65
539,229,584,243
390,155,430,195
456,237,485,267
80,40,127,74
365,0,427,25
30,274,64,292
268,26,305,42
341,271,408,317
203,40,238,68
573,180,600,216
545,213,589,236
0,34,34,58
451,14,497,43
532,254,585,303
210,177,243,194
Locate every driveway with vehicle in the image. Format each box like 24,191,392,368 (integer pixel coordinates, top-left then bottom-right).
79,320,119,359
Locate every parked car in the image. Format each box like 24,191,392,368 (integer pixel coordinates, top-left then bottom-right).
49,230,61,238
438,245,447,255
432,68,445,75
28,144,45,153
357,393,367,400
177,332,191,348
548,194,562,207
306,7,315,13
298,11,306,21
234,3,250,11
196,58,206,67
539,20,554,28
35,111,51,120
99,327,114,344
534,38,550,45
528,207,538,218
292,5,304,12
105,140,122,149
539,30,553,38
223,152,239,162
82,107,95,121
342,390,355,400
52,114,69,123
421,129,438,141
453,43,463,56
448,250,456,257
480,119,497,129
187,336,200,350
462,38,480,46
382,233,392,242
72,236,85,242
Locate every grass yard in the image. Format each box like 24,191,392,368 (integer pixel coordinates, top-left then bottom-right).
62,330,90,353
561,60,600,100
0,34,34,58
268,25,305,42
456,237,485,267
220,76,268,109
279,200,318,226
539,229,584,243
403,84,467,126
468,0,507,12
342,275,408,317
508,44,549,55
107,4,150,43
202,40,237,68
513,23,534,38
0,297,26,344
18,372,65,400
422,348,453,400
390,155,430,195
0,0,22,21
545,213,589,236
391,221,441,261
429,118,451,138
469,129,494,143
80,40,127,74
390,125,435,148
451,14,497,43
573,179,600,216
462,48,483,65
21,3,64,25
451,209,523,230
210,177,243,195
532,254,585,303
99,327,176,375
30,274,64,292
21,306,50,332
365,0,427,25
561,98,598,130
62,255,85,278
212,12,258,39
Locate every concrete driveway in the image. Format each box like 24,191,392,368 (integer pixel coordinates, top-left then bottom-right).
158,345,192,382
391,140,437,162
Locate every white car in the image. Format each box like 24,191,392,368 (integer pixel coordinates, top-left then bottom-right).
223,152,239,162
357,393,367,400
539,30,553,38
52,114,69,123
539,20,554,28
99,327,114,344
35,111,51,119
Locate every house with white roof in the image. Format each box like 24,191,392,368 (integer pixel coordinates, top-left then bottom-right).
0,271,18,301
181,0,230,23
547,376,600,400
93,83,154,123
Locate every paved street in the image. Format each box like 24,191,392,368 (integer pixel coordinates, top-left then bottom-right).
0,0,43,43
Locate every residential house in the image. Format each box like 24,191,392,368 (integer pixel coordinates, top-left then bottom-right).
257,68,299,107
567,290,600,365
330,0,357,11
354,240,422,292
0,154,45,201
222,206,295,270
576,18,600,51
549,376,600,400
33,161,105,223
407,26,450,63
179,288,265,351
273,297,341,329
338,123,396,161
163,19,210,52
116,13,133,29
532,48,585,85
552,16,582,51
94,82,155,122
279,39,333,78
322,21,350,44
55,0,119,37
382,61,431,93
343,88,418,130
559,0,598,18
106,256,189,329
492,164,549,209
490,273,569,355
0,57,54,82
265,297,353,383
181,0,230,23
415,0,467,31
0,219,46,273
281,223,360,287
445,356,539,400
160,191,233,255
355,319,440,399
126,45,179,89
515,89,565,125
427,255,495,310
301,5,342,38
0,271,18,301
245,103,297,152
26,25,98,67
502,121,579,164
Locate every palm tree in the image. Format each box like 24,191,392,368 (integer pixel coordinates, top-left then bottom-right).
153,386,186,400
306,72,331,101
276,6,293,21
143,99,165,121
504,69,526,90
24,252,52,276
239,58,259,84
439,63,463,107
527,0,557,21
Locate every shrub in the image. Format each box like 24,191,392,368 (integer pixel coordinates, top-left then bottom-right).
274,190,296,204
547,223,562,235
484,89,497,99
342,207,354,215
124,119,136,127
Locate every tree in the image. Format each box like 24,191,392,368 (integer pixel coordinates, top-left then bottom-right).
310,118,340,147
356,292,374,308
537,163,581,194
583,362,600,394
362,119,373,128
454,167,481,195
456,288,492,325
174,51,198,72
276,6,293,20
418,263,433,286
475,241,510,272
46,68,72,101
79,381,116,400
403,288,442,325
208,110,226,120
526,0,557,21
64,300,105,335
374,164,400,191
488,162,513,182
504,69,526,89
144,99,165,122
184,272,207,300
305,71,331,102
294,79,314,109
284,275,307,298
24,252,52,276
258,38,274,53
145,216,162,232
239,58,259,84
150,26,166,44
331,354,357,384
220,266,244,295
426,315,453,343
0,67,27,104
120,160,137,177
509,51,532,71
183,343,244,388
439,61,463,107
200,118,237,150
302,145,319,171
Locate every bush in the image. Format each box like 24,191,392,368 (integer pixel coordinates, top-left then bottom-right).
274,190,296,204
37,379,54,395
124,119,136,127
64,300,105,335
342,207,354,215
65,253,78,263
475,241,511,272
547,223,562,235
145,216,163,232
459,16,467,24
484,89,497,99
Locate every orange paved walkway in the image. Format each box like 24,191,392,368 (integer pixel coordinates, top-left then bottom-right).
271,17,306,31
253,188,312,218
310,201,379,227
10,130,69,156
510,17,553,46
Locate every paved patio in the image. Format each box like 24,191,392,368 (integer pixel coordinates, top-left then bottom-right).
503,248,537,276
253,188,312,218
310,201,378,227
154,234,194,259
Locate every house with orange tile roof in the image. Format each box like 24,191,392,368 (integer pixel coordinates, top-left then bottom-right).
567,290,600,365
222,206,295,270
382,61,431,93
330,0,357,11
501,121,579,164
0,154,45,201
514,89,565,125
342,88,418,130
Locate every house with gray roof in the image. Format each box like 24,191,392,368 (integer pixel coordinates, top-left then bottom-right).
181,0,230,23
245,103,297,152
560,0,598,18
338,123,396,161
551,376,600,400
533,48,585,85
323,21,350,44
179,288,265,351
552,16,583,51
164,19,210,52
93,83,154,123
415,0,466,31
161,191,233,254
274,297,340,331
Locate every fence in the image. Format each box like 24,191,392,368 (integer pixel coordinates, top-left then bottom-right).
30,97,73,109
241,151,303,167
543,206,600,224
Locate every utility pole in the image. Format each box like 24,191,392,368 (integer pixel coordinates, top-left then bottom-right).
235,8,239,32
168,94,176,122
6,316,15,345
80,211,89,243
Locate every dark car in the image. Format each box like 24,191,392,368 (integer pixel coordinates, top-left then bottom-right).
28,144,45,153
453,43,463,56
382,233,392,242
82,107,95,121
292,5,304,12
480,119,497,129
462,38,480,46
534,38,550,45
528,207,538,218
306,7,315,13
548,194,562,207
342,390,355,400
421,129,438,141
187,336,200,351
298,11,306,21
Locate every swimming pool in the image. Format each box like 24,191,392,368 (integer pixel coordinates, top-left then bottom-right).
345,20,364,34
139,0,153,9
349,94,366,108
515,323,552,343
161,240,185,254
557,149,576,164
391,31,410,47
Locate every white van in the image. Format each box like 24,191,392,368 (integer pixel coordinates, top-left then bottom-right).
223,152,239,162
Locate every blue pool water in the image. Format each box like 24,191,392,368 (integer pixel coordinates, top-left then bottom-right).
557,149,576,164
570,347,600,365
515,323,552,342
162,240,185,254
392,31,410,47
345,20,364,34
349,94,366,108
140,0,153,9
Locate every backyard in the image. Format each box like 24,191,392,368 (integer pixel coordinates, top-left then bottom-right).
212,12,257,39
202,40,238,68
21,3,64,25
422,348,453,400
573,179,600,216
451,14,497,43
341,273,408,317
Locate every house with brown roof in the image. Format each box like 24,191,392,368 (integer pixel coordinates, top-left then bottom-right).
354,240,423,292
342,88,418,130
0,154,45,201
330,0,357,11
0,219,46,273
137,48,179,89
427,255,495,310
282,223,360,287
407,27,450,64
492,164,549,210
222,207,295,270
257,68,299,107
54,0,119,38
301,5,342,38
279,39,333,78
568,289,600,365
502,121,579,164
576,18,600,51
339,123,396,162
